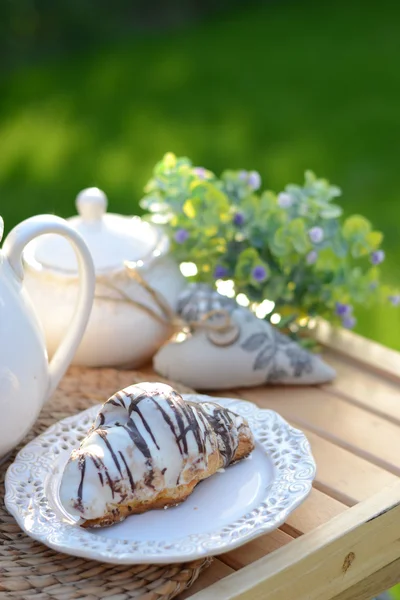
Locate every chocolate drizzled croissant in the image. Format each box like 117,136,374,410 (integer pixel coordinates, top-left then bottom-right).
60,382,254,528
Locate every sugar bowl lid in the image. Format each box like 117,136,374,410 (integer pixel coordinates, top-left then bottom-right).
25,188,169,275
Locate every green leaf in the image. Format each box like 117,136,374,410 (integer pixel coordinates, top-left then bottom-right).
287,218,311,254
183,198,199,219
259,191,278,212
315,248,341,271
204,225,218,237
320,204,343,219
351,240,370,258
348,230,383,258
365,230,384,250
193,181,230,213
235,248,260,281
366,266,380,284
163,152,177,168
241,194,261,219
304,170,317,186
271,227,292,256
331,235,348,258
249,227,266,249
265,210,288,237
263,276,287,302
342,215,371,240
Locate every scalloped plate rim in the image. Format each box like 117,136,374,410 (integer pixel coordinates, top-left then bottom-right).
5,394,316,564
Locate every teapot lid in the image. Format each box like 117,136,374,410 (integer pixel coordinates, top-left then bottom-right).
25,188,169,275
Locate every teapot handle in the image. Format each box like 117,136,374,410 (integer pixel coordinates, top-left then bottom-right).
3,215,95,398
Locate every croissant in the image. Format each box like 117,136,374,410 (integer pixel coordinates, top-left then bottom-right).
60,382,255,528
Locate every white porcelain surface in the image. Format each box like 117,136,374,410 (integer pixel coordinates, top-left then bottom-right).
22,188,185,368
0,215,95,459
5,395,316,564
30,188,169,274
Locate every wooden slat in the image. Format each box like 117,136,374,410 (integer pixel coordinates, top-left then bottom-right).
177,559,234,599
315,320,400,382
181,491,345,597
302,427,398,506
221,529,292,569
235,386,400,475
282,488,346,536
330,556,400,600
218,392,397,506
216,388,398,505
188,481,400,600
323,350,400,424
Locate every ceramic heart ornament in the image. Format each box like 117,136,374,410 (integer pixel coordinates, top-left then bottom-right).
153,284,336,390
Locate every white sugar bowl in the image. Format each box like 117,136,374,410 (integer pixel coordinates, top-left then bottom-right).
22,188,185,368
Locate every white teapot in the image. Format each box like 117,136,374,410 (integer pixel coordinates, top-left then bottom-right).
0,214,95,460
22,188,185,368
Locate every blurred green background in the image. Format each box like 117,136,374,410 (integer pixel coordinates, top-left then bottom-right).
1,0,400,351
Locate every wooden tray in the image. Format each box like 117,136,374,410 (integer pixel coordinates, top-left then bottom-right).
2,324,400,600
179,323,400,600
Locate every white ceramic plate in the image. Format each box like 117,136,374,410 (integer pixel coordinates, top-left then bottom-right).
5,394,316,564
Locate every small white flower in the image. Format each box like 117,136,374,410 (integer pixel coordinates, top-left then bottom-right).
306,250,318,265
277,192,293,208
308,226,324,244
247,171,261,190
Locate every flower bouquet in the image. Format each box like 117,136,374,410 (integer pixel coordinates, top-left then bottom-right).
141,152,399,345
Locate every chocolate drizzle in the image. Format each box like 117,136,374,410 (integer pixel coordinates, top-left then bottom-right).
179,400,207,456
97,429,123,477
118,450,135,492
67,384,245,519
150,397,184,455
121,420,151,460
76,455,86,512
129,401,160,451
194,402,237,466
90,455,104,486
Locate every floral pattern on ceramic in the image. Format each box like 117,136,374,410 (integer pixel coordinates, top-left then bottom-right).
154,284,335,389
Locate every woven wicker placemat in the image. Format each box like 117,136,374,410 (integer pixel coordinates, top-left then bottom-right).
0,367,212,600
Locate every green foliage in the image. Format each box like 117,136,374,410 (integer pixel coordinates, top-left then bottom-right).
141,153,399,334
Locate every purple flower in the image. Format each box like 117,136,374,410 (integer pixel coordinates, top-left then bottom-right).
252,265,268,282
388,294,400,306
174,229,189,244
233,212,245,226
308,226,324,244
306,250,318,265
247,171,262,191
214,265,228,279
193,167,207,179
277,192,293,208
369,281,378,290
342,315,356,329
335,302,353,317
238,170,248,181
371,250,385,265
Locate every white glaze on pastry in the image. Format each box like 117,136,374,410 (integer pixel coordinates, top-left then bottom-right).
60,383,253,522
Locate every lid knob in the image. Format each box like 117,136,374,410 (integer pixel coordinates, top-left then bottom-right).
76,187,107,221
